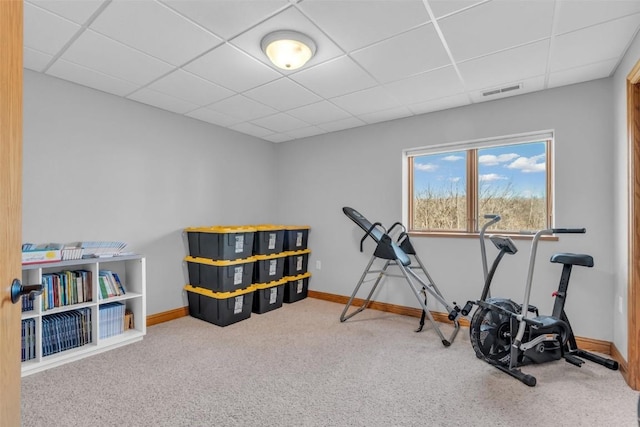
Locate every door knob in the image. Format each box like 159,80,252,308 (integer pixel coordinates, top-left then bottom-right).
11,279,43,304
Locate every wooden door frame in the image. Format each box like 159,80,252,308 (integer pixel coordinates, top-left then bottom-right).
0,1,23,425
627,59,640,391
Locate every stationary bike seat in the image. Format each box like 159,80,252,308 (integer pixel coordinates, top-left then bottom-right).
550,253,594,267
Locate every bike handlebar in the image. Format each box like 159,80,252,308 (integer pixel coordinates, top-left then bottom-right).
550,228,586,234
483,214,500,220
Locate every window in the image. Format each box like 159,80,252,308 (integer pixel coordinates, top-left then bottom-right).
405,132,552,234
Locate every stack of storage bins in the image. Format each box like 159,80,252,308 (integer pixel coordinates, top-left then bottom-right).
251,225,287,314
283,226,312,303
184,226,257,326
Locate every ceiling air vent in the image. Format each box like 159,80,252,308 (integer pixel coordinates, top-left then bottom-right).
482,83,522,97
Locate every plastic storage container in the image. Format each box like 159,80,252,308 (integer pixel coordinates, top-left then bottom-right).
252,278,286,314
252,225,285,255
253,252,287,283
283,226,310,251
185,226,255,260
284,272,311,303
284,249,311,276
185,256,255,293
185,285,255,327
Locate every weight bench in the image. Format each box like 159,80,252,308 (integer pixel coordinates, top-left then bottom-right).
340,207,461,346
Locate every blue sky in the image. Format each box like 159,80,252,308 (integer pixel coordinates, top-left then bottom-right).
413,141,546,198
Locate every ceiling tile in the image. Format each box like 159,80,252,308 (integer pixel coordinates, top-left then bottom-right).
90,0,222,66
550,14,640,72
206,94,277,121
438,0,555,61
427,0,486,19
24,2,81,55
330,86,401,116
127,88,200,115
408,93,470,115
229,7,344,72
458,40,549,91
351,24,450,83
184,44,281,92
60,30,175,85
263,133,294,143
229,122,274,138
469,75,545,103
547,59,618,89
286,101,351,124
298,0,430,52
161,0,289,40
185,108,241,127
251,113,309,133
317,117,367,133
384,66,464,104
555,0,640,35
359,106,413,124
27,0,105,25
24,47,53,72
146,70,234,106
244,78,321,111
290,55,377,99
284,126,326,139
47,59,139,96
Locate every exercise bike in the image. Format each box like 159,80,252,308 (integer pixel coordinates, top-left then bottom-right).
468,227,619,386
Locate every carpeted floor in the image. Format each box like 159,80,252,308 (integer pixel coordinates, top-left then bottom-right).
21,298,638,426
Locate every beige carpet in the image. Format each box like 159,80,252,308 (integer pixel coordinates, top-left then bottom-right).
22,298,638,426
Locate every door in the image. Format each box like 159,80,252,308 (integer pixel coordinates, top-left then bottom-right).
0,1,23,426
629,61,640,391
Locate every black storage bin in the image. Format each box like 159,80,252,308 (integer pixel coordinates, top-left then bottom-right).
185,226,255,260
253,225,285,255
185,256,255,293
185,285,254,327
284,272,311,303
283,226,310,251
252,278,286,314
284,249,311,276
253,252,287,283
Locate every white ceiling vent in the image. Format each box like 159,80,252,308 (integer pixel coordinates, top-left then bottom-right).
482,83,522,97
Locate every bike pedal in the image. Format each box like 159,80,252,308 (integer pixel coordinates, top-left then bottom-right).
564,354,584,367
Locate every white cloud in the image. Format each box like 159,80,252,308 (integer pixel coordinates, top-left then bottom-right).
478,153,519,166
507,154,545,173
442,155,464,162
415,162,438,172
479,173,508,182
449,177,461,183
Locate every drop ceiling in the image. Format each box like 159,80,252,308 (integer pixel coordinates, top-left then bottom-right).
24,0,640,143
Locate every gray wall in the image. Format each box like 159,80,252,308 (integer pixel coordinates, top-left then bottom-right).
276,79,616,341
23,70,278,315
612,31,640,358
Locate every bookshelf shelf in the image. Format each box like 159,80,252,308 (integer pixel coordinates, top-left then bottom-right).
20,255,146,377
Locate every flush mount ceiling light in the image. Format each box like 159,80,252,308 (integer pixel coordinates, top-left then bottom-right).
261,30,317,71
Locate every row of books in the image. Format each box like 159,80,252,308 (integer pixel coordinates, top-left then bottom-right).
99,302,125,339
41,270,93,311
22,295,35,313
42,308,92,357
98,270,126,300
21,319,36,362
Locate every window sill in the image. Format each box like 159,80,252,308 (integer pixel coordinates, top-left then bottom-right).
407,231,559,241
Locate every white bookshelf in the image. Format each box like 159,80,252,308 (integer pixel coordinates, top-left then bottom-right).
20,255,146,377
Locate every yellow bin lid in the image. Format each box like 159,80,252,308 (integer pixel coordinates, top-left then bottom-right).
184,284,255,299
251,224,286,231
184,256,256,266
284,225,310,230
253,277,288,289
284,249,311,256
253,252,288,261
286,272,312,281
184,225,257,233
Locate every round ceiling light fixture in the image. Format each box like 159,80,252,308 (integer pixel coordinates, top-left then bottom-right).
261,30,317,71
